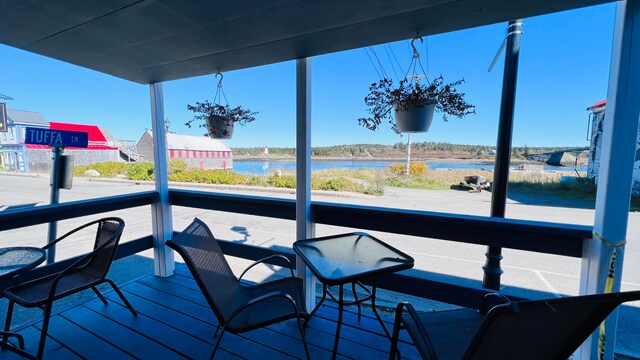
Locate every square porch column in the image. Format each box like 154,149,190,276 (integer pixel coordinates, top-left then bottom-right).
579,1,640,358
150,83,175,277
296,58,316,312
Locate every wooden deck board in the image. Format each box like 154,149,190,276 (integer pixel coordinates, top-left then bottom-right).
3,266,420,359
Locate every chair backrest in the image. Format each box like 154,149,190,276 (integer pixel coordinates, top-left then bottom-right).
463,290,640,360
165,218,239,323
80,217,126,280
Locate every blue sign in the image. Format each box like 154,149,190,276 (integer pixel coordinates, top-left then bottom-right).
24,127,89,148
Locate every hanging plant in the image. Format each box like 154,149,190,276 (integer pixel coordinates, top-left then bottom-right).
358,38,475,134
185,72,258,139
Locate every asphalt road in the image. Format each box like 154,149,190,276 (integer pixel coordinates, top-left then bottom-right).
1,172,639,356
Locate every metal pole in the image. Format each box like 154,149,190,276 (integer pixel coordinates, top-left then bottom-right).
46,146,63,264
406,133,412,176
482,19,523,290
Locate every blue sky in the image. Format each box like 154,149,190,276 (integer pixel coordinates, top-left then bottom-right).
0,3,616,148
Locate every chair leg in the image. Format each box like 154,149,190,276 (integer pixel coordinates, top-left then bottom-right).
3,300,15,342
92,286,108,305
389,304,404,360
37,303,53,359
2,301,26,351
295,315,311,360
209,324,228,360
105,279,137,316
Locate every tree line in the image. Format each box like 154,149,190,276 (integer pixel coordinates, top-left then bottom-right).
232,143,582,160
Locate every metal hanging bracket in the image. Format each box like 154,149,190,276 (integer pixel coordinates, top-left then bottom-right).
488,21,524,72
411,37,423,59
215,71,224,88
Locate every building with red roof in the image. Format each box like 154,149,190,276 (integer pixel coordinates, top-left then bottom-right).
0,108,123,173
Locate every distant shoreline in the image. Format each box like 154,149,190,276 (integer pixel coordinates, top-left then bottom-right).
233,156,535,165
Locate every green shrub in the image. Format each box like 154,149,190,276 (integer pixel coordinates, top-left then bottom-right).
169,169,248,185
268,174,296,188
73,162,127,177
314,177,365,192
387,174,447,190
365,170,388,195
169,159,187,174
127,162,155,181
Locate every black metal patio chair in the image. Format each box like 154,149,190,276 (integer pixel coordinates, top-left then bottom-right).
389,290,640,360
2,217,137,359
166,218,310,360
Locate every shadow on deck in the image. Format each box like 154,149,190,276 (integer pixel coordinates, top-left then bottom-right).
2,263,420,359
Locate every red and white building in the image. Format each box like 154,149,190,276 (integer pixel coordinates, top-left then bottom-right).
136,130,232,170
25,122,119,172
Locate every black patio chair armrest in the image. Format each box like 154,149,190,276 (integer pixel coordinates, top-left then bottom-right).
0,330,25,349
41,218,107,251
239,254,295,281
480,292,511,315
226,291,303,326
47,238,113,299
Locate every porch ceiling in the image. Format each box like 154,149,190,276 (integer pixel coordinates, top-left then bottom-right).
0,0,611,84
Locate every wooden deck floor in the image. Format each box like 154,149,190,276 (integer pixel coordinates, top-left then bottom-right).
2,264,420,359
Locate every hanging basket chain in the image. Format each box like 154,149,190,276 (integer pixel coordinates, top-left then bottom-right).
405,36,430,86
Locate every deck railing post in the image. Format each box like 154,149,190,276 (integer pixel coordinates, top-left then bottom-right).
150,83,175,277
579,1,639,359
296,58,316,312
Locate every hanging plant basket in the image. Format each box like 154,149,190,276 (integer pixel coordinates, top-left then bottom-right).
358,37,474,135
185,72,258,140
394,101,436,133
205,115,235,139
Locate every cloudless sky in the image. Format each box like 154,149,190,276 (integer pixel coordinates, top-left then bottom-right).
0,3,616,148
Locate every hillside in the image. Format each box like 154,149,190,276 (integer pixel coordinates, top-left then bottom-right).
232,142,583,160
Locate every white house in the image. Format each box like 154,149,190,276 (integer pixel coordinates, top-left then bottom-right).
587,100,640,195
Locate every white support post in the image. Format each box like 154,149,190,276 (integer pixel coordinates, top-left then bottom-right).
149,83,175,277
579,1,640,359
406,133,412,177
296,58,316,312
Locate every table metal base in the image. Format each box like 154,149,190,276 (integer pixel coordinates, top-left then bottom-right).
308,280,392,360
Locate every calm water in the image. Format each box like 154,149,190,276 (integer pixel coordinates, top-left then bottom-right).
232,159,585,175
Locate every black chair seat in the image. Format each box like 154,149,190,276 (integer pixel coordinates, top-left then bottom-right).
227,277,306,332
4,271,100,306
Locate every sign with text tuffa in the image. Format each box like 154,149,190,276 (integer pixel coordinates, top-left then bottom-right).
0,103,7,133
25,127,89,148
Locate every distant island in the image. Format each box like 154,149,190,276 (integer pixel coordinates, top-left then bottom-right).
232,142,587,162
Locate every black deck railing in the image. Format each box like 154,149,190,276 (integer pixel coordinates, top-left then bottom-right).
0,188,592,309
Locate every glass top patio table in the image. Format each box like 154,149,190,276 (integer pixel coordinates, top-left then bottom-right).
294,232,414,359
0,246,46,356
293,232,414,285
0,247,46,280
